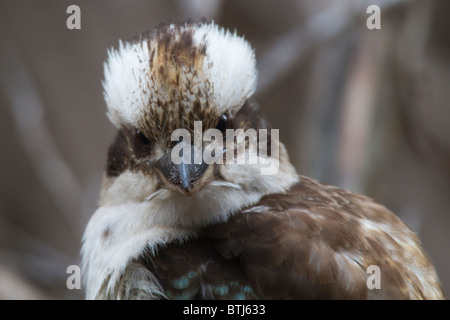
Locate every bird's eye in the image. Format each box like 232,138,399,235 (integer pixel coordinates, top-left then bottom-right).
136,130,152,150
216,114,228,133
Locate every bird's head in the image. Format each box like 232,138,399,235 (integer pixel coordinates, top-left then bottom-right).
100,21,298,227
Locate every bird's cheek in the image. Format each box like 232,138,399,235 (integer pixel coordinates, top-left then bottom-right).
100,170,159,205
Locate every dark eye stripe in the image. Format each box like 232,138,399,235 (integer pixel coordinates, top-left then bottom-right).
135,130,152,152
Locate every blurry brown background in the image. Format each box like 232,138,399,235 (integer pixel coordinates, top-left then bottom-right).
0,0,449,299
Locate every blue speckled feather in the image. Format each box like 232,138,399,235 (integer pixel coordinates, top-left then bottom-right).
142,238,259,300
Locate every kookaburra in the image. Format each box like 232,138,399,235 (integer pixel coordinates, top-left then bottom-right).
82,21,445,300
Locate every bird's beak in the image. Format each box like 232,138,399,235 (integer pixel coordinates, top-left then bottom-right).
155,144,209,194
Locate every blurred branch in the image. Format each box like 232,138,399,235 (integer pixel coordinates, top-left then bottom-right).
0,217,77,287
336,33,378,192
0,39,83,236
0,215,81,299
0,265,50,299
257,0,413,93
396,0,450,179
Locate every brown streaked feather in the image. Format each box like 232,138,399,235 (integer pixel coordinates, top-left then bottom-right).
202,176,445,299
135,22,218,146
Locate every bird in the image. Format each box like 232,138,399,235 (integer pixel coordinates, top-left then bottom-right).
81,20,445,300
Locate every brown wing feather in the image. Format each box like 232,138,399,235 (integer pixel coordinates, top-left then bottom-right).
205,176,445,299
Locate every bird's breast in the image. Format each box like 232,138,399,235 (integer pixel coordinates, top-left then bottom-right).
141,237,259,300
